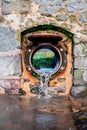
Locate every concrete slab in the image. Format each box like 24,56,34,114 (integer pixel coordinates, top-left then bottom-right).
0,95,76,130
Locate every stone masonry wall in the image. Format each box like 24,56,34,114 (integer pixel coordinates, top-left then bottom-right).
0,0,87,95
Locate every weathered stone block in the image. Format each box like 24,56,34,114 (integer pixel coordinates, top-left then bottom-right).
74,68,87,84
74,57,87,69
0,55,21,76
67,6,76,12
33,0,62,5
74,33,87,43
39,5,59,15
0,15,5,23
74,78,85,86
67,2,87,12
59,15,68,21
2,0,20,14
20,0,30,13
82,70,87,83
32,0,62,15
0,79,21,89
48,85,66,96
74,70,85,85
0,78,21,94
0,26,20,52
74,43,87,56
4,0,16,2
0,0,2,6
80,11,87,23
71,86,86,96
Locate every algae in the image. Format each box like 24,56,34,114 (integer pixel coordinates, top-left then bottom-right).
21,24,74,40
74,70,83,79
0,15,5,23
16,30,21,41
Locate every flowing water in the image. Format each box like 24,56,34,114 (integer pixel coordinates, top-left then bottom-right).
38,72,52,98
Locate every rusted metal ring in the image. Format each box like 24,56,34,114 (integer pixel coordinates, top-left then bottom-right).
29,43,62,77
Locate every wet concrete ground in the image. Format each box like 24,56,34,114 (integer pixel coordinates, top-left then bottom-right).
0,94,76,130
71,97,87,130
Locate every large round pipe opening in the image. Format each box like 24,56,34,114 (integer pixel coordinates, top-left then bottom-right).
29,44,62,76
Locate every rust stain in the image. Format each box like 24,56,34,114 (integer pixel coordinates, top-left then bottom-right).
21,33,73,95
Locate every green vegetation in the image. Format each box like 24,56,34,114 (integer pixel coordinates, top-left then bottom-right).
74,70,83,79
0,15,5,23
79,115,87,120
21,24,74,40
16,30,21,41
74,42,81,45
32,50,55,69
33,50,54,59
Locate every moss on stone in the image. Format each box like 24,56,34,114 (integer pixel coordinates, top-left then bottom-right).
16,30,21,41
82,45,87,55
77,89,87,98
55,15,59,21
20,10,29,15
45,14,52,17
74,38,82,45
74,42,81,45
28,0,31,5
21,24,74,40
0,15,5,23
74,70,83,79
79,115,87,119
69,15,77,22
46,29,53,33
75,41,83,45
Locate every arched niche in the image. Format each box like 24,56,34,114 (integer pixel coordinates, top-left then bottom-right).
21,24,74,95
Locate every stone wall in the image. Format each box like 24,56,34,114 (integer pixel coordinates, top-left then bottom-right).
0,0,87,96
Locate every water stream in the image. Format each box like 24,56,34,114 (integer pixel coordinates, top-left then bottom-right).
38,72,52,98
